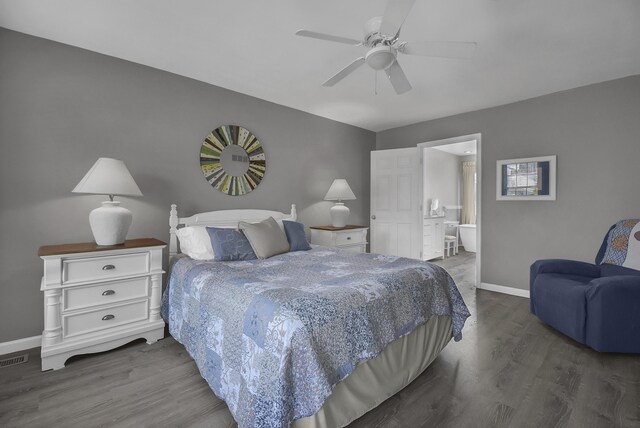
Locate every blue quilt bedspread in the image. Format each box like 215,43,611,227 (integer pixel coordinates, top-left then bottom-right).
161,247,470,428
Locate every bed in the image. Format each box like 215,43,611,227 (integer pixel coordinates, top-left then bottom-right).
162,204,470,428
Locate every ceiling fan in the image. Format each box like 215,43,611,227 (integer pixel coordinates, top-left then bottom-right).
296,0,477,94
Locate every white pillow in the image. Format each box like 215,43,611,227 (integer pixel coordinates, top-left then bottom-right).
176,226,215,260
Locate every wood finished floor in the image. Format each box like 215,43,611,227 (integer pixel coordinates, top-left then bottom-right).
1,252,639,427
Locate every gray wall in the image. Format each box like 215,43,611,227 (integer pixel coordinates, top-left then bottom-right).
378,75,640,291
423,148,459,215
0,28,375,343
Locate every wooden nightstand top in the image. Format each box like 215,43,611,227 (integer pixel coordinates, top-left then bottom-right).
38,238,166,257
309,225,368,231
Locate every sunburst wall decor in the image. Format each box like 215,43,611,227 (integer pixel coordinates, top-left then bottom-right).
199,125,266,196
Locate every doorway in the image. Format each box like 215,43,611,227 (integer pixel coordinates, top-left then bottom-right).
418,134,481,287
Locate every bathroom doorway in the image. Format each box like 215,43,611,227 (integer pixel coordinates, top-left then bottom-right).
417,134,481,288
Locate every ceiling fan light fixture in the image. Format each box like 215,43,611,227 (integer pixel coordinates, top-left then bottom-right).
365,45,397,70
295,0,477,95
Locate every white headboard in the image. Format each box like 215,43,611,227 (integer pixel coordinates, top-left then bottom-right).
169,204,297,258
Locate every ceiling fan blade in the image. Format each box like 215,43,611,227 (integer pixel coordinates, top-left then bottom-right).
399,41,478,59
323,57,366,87
295,30,362,46
385,60,412,94
380,0,417,39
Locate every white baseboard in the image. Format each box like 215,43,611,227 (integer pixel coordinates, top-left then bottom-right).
479,282,530,298
0,335,41,356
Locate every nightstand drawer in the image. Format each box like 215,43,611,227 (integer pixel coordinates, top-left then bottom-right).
335,231,364,246
62,252,149,284
341,244,366,253
63,300,149,339
63,277,149,312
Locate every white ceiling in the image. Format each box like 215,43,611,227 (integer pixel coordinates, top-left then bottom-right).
431,140,477,156
1,0,639,132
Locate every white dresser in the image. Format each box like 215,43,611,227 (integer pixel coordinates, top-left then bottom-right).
423,216,445,260
38,238,166,371
309,225,368,253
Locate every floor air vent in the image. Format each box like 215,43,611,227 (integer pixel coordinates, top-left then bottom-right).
0,353,28,368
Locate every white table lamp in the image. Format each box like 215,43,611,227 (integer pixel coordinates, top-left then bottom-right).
324,179,356,228
73,158,143,245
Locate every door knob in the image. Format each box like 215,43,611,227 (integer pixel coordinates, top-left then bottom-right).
371,215,376,220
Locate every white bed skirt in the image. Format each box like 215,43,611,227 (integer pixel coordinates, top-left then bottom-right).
293,315,453,428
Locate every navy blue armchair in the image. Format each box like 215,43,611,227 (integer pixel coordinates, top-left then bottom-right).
530,223,640,353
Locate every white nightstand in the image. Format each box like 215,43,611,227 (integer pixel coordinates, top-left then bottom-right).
309,225,369,253
38,238,166,371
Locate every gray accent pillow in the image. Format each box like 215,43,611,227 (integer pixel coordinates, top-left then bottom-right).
283,220,311,251
238,217,290,259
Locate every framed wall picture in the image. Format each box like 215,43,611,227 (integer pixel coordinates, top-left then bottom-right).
496,155,556,201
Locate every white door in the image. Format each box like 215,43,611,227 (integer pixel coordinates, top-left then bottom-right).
370,148,421,259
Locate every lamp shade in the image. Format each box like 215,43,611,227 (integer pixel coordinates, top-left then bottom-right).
324,179,356,201
73,158,143,197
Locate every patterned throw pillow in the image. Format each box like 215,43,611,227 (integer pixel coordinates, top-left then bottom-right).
283,220,311,252
601,219,640,270
206,227,257,261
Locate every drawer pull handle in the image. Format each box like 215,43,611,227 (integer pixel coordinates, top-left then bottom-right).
347,237,351,240
102,264,116,271
102,314,115,321
102,290,116,296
